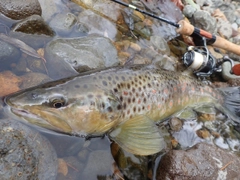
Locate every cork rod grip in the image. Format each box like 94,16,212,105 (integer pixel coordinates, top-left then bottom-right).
176,20,194,36
176,20,240,56
213,36,240,56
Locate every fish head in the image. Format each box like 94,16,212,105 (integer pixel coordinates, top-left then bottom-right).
5,79,122,136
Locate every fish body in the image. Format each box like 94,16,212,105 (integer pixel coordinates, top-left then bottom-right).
5,66,222,155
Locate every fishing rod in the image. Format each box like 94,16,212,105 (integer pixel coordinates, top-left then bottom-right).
111,0,240,77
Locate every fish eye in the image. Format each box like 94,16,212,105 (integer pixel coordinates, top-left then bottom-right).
50,98,66,108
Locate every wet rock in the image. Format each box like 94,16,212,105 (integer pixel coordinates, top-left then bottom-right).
111,142,149,180
0,119,58,180
194,105,217,121
8,31,53,49
45,35,119,76
0,40,21,71
157,143,240,180
0,71,21,97
19,72,52,89
183,4,198,18
169,117,183,132
196,129,211,139
58,158,68,176
81,150,114,179
49,12,77,36
0,0,42,20
78,9,117,40
193,10,217,34
150,35,170,55
11,15,54,36
38,0,69,22
172,120,203,149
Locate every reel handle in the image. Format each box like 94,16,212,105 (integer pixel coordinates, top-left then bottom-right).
176,20,240,56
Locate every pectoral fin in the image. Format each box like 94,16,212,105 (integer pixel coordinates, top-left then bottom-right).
109,115,166,156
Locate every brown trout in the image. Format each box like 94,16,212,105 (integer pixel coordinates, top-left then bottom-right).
5,66,224,155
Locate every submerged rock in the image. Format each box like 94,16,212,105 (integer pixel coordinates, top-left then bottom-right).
0,0,42,20
11,15,54,36
78,9,118,40
157,143,240,180
0,40,21,71
0,119,58,180
45,35,119,77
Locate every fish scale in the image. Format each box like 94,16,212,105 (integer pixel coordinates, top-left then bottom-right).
5,66,222,155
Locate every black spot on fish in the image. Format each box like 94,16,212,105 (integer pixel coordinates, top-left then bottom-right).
143,98,146,103
133,107,136,112
128,98,131,104
127,110,130,114
113,88,118,93
102,81,108,86
121,76,125,81
148,83,151,88
143,85,146,89
132,97,135,103
142,106,145,110
132,88,135,93
120,96,123,102
138,75,142,79
102,103,105,109
138,107,141,112
127,83,130,89
115,76,119,80
99,75,103,79
138,87,142,91
75,84,80,88
123,103,127,109
108,76,112,81
117,84,121,89
117,104,122,110
107,106,113,112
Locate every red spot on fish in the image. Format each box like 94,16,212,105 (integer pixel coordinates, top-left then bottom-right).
138,99,141,104
164,88,168,95
168,100,173,108
152,89,157,94
123,91,128,95
147,105,151,110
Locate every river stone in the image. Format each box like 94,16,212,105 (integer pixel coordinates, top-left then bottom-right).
49,12,77,36
0,0,41,20
38,0,70,22
193,10,217,34
156,143,240,180
0,119,58,180
81,150,113,179
0,40,21,71
78,9,118,40
45,35,119,76
11,15,54,36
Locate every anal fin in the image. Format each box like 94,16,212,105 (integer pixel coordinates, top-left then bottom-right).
109,115,166,156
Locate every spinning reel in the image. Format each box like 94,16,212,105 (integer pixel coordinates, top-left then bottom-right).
182,38,235,79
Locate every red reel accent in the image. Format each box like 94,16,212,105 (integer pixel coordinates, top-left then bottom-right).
232,64,240,75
